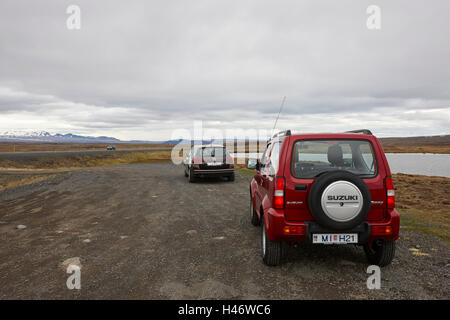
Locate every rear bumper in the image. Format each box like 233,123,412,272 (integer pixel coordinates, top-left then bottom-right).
265,208,400,243
305,222,370,244
193,169,234,176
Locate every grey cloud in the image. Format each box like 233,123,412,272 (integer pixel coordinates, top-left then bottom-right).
0,0,449,139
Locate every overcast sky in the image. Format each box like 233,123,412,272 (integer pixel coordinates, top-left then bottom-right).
0,0,449,140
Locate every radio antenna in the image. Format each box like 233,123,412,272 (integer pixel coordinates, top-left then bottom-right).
272,96,286,136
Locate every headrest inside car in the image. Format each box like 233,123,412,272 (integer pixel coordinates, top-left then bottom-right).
327,144,344,166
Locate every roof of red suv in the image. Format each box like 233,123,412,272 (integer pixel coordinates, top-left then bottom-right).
271,133,377,142
288,132,375,139
271,129,375,140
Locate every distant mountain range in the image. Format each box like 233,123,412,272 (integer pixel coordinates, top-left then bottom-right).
0,131,121,143
0,131,216,144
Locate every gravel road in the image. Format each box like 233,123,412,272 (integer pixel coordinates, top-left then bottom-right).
0,162,448,299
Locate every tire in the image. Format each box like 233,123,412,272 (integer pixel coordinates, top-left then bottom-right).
250,194,259,226
364,240,396,267
188,168,196,183
228,173,235,182
308,170,371,230
261,217,282,266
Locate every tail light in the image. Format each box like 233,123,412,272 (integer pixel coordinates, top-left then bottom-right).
226,157,234,168
191,158,203,169
274,177,285,209
283,225,305,235
385,176,395,209
372,225,392,235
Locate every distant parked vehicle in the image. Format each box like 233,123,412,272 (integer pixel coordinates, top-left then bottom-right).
183,145,235,182
106,145,116,151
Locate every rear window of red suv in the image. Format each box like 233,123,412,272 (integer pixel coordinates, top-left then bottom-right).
291,139,377,179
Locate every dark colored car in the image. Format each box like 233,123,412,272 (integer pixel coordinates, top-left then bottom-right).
184,145,235,182
247,129,399,266
106,145,116,151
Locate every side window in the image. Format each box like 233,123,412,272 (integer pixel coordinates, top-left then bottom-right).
359,143,377,173
267,142,281,176
260,143,271,168
186,150,192,163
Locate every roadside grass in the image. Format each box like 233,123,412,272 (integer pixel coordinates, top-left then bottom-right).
79,151,172,167
237,167,257,176
0,174,57,192
399,208,449,242
0,151,172,170
234,158,257,176
393,173,450,242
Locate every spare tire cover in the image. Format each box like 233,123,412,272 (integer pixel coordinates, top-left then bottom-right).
308,170,371,230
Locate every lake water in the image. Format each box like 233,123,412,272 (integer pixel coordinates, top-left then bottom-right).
385,153,450,178
232,153,450,178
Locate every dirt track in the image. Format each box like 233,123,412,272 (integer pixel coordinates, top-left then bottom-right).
0,162,449,299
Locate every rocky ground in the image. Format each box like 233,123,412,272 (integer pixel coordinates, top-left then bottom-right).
0,163,448,299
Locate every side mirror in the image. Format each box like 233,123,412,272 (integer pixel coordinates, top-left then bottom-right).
247,158,259,170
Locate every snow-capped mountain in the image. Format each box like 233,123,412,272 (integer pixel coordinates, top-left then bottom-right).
0,131,120,143
1,130,52,137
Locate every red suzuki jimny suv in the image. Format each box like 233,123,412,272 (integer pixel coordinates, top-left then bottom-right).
247,129,399,266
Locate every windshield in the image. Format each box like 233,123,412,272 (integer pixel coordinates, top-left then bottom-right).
291,139,377,178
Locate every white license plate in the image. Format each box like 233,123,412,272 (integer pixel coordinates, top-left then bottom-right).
207,163,222,166
312,233,358,244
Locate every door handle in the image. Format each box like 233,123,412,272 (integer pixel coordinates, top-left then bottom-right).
295,184,307,191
